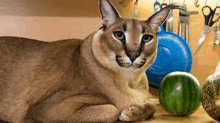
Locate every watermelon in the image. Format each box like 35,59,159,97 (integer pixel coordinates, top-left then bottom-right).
159,72,201,116
201,75,220,121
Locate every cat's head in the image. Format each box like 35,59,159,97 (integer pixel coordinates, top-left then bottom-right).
92,0,184,71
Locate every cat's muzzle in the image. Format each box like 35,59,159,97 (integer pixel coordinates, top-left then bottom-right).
126,51,140,63
116,55,146,69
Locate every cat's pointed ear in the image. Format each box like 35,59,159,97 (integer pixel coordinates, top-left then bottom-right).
146,4,186,30
99,0,121,27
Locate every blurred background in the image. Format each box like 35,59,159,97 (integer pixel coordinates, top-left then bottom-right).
0,0,219,93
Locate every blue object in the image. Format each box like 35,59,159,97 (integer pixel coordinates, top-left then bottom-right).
146,3,192,88
145,28,192,88
153,1,161,12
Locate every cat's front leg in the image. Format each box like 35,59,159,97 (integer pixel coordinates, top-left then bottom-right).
119,102,156,121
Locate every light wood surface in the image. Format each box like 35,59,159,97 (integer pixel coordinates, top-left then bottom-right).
148,87,218,123
146,105,218,123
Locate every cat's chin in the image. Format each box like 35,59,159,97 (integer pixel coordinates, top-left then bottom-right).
127,65,140,70
117,63,144,70
116,60,145,70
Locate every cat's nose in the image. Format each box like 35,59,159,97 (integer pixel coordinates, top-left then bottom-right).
127,51,140,62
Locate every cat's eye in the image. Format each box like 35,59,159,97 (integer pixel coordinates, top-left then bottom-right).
142,34,153,43
113,31,125,41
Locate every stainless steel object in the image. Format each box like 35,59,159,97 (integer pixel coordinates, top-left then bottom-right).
195,25,210,54
167,10,173,32
195,2,220,54
185,22,189,43
178,5,198,44
178,6,189,43
214,20,220,46
167,0,173,32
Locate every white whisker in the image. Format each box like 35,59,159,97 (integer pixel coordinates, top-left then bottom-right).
149,66,156,70
150,64,161,69
145,63,158,70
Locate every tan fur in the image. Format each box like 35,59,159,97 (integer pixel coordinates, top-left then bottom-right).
0,0,177,122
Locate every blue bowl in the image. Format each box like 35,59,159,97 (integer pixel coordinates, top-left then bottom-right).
146,31,192,88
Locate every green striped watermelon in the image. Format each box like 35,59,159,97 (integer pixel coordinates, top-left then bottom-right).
159,72,201,116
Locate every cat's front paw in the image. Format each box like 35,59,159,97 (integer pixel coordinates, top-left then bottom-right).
119,103,156,121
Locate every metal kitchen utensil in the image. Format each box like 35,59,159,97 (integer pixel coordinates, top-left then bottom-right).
178,4,198,44
213,0,220,46
178,5,189,43
195,4,220,54
213,19,220,45
167,0,173,32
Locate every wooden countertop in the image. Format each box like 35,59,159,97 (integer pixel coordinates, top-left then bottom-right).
146,88,218,123
145,105,218,123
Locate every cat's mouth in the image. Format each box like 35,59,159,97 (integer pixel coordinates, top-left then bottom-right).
116,56,146,69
